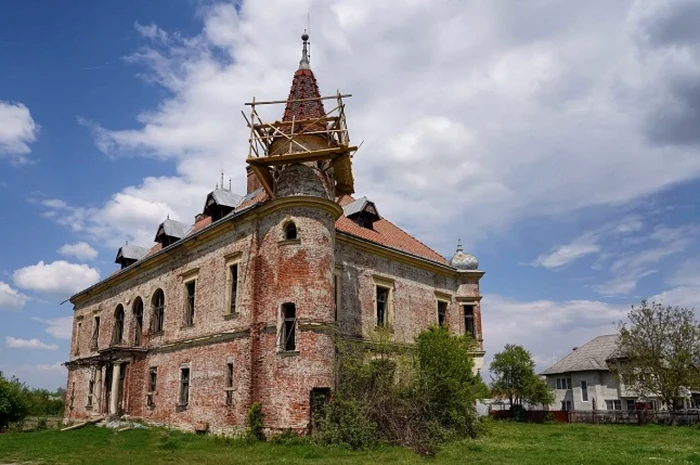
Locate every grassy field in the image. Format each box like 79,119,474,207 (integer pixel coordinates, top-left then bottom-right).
0,421,699,465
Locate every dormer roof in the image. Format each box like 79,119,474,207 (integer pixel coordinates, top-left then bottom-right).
154,218,191,242
342,196,380,219
205,188,243,210
115,244,148,263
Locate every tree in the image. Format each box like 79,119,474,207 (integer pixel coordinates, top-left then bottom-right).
489,344,553,409
613,300,700,412
0,371,31,430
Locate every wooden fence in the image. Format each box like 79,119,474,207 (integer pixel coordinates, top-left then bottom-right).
490,409,700,426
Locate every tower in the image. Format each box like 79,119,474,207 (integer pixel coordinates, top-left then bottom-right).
244,32,355,432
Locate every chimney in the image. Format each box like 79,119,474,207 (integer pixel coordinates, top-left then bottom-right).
246,165,262,194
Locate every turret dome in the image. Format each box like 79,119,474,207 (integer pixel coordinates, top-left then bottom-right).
451,239,479,271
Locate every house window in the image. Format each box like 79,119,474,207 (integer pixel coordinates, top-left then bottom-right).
606,400,622,411
147,367,157,408
70,383,75,409
74,322,81,355
184,280,196,326
151,289,165,334
437,301,447,326
225,360,234,406
561,400,572,411
229,264,239,314
281,303,297,351
133,298,144,346
581,381,589,401
90,316,100,350
87,379,94,407
626,400,636,411
556,377,572,389
112,305,125,345
179,367,190,407
284,222,297,240
463,305,476,338
376,286,390,327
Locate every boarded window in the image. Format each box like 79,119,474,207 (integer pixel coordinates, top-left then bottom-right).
229,264,238,314
437,301,447,326
147,367,157,408
90,317,100,350
376,287,389,327
133,298,144,345
463,305,475,338
112,305,125,345
179,367,190,406
151,289,165,334
281,304,297,351
184,281,196,326
284,222,297,240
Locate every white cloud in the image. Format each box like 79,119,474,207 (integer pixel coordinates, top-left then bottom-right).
5,336,58,350
0,101,39,164
32,316,73,340
35,1,700,256
531,243,601,270
13,261,100,296
0,281,28,311
57,242,99,261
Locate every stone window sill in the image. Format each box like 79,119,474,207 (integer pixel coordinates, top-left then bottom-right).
277,350,300,357
278,238,301,246
224,312,240,321
176,404,189,412
180,324,195,329
85,405,93,411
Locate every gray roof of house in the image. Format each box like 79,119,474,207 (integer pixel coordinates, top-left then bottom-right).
343,196,378,217
208,189,244,208
157,219,192,240
540,334,619,375
115,244,149,262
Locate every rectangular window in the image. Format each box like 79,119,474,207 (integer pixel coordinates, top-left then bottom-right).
146,367,157,408
179,367,190,406
566,378,572,390
437,301,447,326
90,317,100,350
606,400,622,411
556,378,562,389
581,381,588,401
626,400,636,411
281,304,297,351
463,305,475,338
556,377,572,389
75,322,82,355
184,281,196,326
225,360,234,406
376,286,389,327
87,379,94,407
229,264,239,314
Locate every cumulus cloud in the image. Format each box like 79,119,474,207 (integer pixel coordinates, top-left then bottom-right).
32,316,73,340
5,336,58,350
0,281,28,311
33,0,700,256
13,261,100,296
57,242,99,261
0,101,39,164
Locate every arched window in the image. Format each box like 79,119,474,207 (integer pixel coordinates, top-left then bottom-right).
112,305,125,345
151,289,165,334
284,221,297,240
132,298,144,345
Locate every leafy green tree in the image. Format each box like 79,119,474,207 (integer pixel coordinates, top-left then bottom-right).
0,371,31,429
613,300,700,412
490,344,553,409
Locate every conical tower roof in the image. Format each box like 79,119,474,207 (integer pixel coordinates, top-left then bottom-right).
281,31,327,125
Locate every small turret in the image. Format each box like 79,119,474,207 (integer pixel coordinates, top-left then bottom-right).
451,238,479,271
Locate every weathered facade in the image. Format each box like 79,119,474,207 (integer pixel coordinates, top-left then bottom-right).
64,34,485,434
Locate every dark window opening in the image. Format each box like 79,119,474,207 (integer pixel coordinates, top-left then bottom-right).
179,367,190,406
334,274,339,321
151,290,165,334
376,287,389,327
75,322,81,355
147,367,157,408
87,379,94,407
225,361,234,406
185,281,196,326
581,381,589,401
437,301,447,326
112,305,125,345
229,264,238,314
310,388,332,434
284,222,297,240
133,299,144,346
281,303,297,351
463,305,475,338
90,317,100,350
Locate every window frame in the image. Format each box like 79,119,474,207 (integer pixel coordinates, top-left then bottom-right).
463,304,476,338
225,357,234,406
150,289,166,335
280,303,297,352
147,366,157,409
90,316,100,350
112,304,125,345
283,221,298,240
183,279,197,327
132,298,144,346
580,380,589,402
87,378,94,408
179,365,190,408
74,319,82,355
376,285,390,328
225,253,242,316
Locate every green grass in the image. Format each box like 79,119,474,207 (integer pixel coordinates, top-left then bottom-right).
1,421,699,465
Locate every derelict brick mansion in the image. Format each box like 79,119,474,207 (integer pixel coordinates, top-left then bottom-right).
64,34,485,434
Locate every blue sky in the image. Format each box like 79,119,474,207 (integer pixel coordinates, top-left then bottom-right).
2,0,700,389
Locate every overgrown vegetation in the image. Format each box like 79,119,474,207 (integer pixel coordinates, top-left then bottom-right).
311,325,488,454
613,300,700,412
0,371,65,431
245,402,265,441
489,344,554,412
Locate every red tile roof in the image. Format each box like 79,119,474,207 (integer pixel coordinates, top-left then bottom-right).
282,68,326,122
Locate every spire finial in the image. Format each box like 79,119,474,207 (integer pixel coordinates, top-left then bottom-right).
456,237,463,252
299,29,310,69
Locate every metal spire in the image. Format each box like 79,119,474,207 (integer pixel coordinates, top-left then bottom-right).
299,29,310,69
456,237,463,252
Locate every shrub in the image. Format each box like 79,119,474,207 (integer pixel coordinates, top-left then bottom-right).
270,428,307,445
312,398,378,450
36,417,48,431
245,402,265,441
0,372,31,430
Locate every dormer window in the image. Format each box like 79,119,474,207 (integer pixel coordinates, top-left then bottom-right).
154,219,190,247
115,244,148,270
284,222,297,240
342,197,380,229
203,188,242,222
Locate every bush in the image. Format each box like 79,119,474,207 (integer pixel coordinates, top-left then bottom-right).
0,372,31,430
312,398,378,450
36,417,48,431
270,428,307,446
245,402,265,441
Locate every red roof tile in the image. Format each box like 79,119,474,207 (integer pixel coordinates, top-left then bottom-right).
282,68,326,123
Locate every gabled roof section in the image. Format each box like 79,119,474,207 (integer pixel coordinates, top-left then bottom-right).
115,244,148,263
540,334,619,375
154,218,191,242
206,189,243,210
342,196,380,219
336,195,450,266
